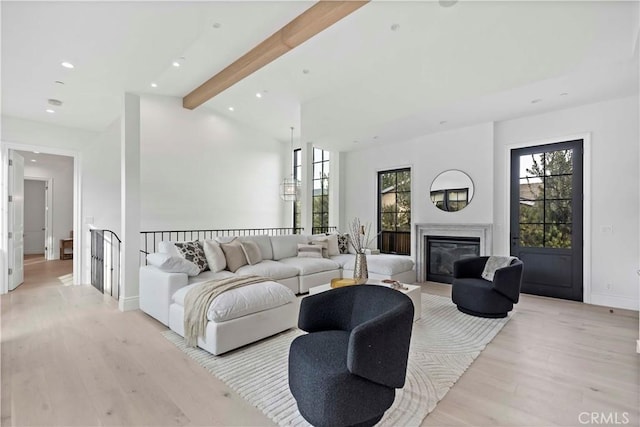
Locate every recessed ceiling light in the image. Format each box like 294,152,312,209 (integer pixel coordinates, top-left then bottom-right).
531,99,542,104
46,109,55,113
55,80,65,85
439,120,447,125
302,69,310,74
151,83,158,88
228,106,234,111
61,61,74,69
373,136,379,139
560,92,569,96
256,92,262,98
33,151,40,154
30,159,37,163
48,98,63,106
172,57,186,68
390,24,400,31
212,22,221,29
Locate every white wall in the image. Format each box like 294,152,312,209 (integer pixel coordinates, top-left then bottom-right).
342,123,494,254
494,95,639,310
23,157,74,258
139,95,286,231
24,180,46,254
2,116,96,151
0,116,102,283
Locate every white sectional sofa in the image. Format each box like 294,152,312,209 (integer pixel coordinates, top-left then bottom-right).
139,233,415,355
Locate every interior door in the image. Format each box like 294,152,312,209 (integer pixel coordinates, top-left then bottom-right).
510,140,583,301
8,151,25,290
24,180,46,255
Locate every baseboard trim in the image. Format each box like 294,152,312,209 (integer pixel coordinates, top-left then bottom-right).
590,293,639,311
118,295,139,312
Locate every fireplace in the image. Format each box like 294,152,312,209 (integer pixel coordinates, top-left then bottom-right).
426,236,480,283
414,223,492,282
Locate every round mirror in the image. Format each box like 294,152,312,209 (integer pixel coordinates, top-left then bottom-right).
430,170,474,212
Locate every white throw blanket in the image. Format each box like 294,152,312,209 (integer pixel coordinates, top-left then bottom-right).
183,275,269,347
481,256,516,281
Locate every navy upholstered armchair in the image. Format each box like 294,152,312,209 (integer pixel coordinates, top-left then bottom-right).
288,285,414,427
452,256,523,318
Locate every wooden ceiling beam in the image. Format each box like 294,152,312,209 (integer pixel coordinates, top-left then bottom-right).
183,1,369,110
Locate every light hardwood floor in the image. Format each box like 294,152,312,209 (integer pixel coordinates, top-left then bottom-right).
2,257,638,426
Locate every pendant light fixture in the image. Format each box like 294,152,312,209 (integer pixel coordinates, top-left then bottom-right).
280,127,301,201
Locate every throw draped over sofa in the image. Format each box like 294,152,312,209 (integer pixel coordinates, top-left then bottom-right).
288,285,414,427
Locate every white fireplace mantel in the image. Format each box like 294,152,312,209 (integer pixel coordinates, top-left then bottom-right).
415,223,492,282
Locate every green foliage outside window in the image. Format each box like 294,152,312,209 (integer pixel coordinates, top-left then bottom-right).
519,149,573,249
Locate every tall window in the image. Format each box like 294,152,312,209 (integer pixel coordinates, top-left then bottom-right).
378,168,411,255
312,148,330,233
293,148,302,230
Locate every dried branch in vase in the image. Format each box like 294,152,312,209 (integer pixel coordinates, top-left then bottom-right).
348,217,376,254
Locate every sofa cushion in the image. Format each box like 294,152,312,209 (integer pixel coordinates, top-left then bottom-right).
202,239,226,272
309,239,329,258
297,244,323,258
336,233,350,254
158,240,181,256
279,257,341,275
343,254,414,275
174,241,208,273
238,235,274,260
146,253,200,276
186,270,236,285
172,280,295,322
326,233,340,256
271,234,309,260
235,260,299,280
329,254,354,268
240,241,263,265
220,241,248,273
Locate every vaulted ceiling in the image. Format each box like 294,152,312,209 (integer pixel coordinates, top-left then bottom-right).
2,1,638,151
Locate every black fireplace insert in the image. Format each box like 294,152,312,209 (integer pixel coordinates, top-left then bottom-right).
426,235,480,283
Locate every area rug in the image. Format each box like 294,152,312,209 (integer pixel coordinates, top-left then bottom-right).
162,293,511,426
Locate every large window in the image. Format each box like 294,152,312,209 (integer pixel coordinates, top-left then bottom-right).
293,148,302,230
312,148,330,233
378,168,411,255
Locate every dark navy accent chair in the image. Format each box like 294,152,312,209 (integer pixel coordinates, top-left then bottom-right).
452,256,523,318
288,285,414,427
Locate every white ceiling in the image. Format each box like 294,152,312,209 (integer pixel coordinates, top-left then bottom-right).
2,1,638,152
16,150,73,172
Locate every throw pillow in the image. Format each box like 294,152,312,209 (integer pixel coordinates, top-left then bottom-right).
326,233,340,256
146,252,200,276
337,233,350,254
215,236,238,244
240,241,263,265
174,241,208,273
158,241,180,256
297,244,323,258
202,239,227,272
310,238,329,258
220,241,248,272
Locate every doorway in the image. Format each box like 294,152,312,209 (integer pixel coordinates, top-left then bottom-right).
510,139,584,301
3,147,77,293
24,179,47,256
